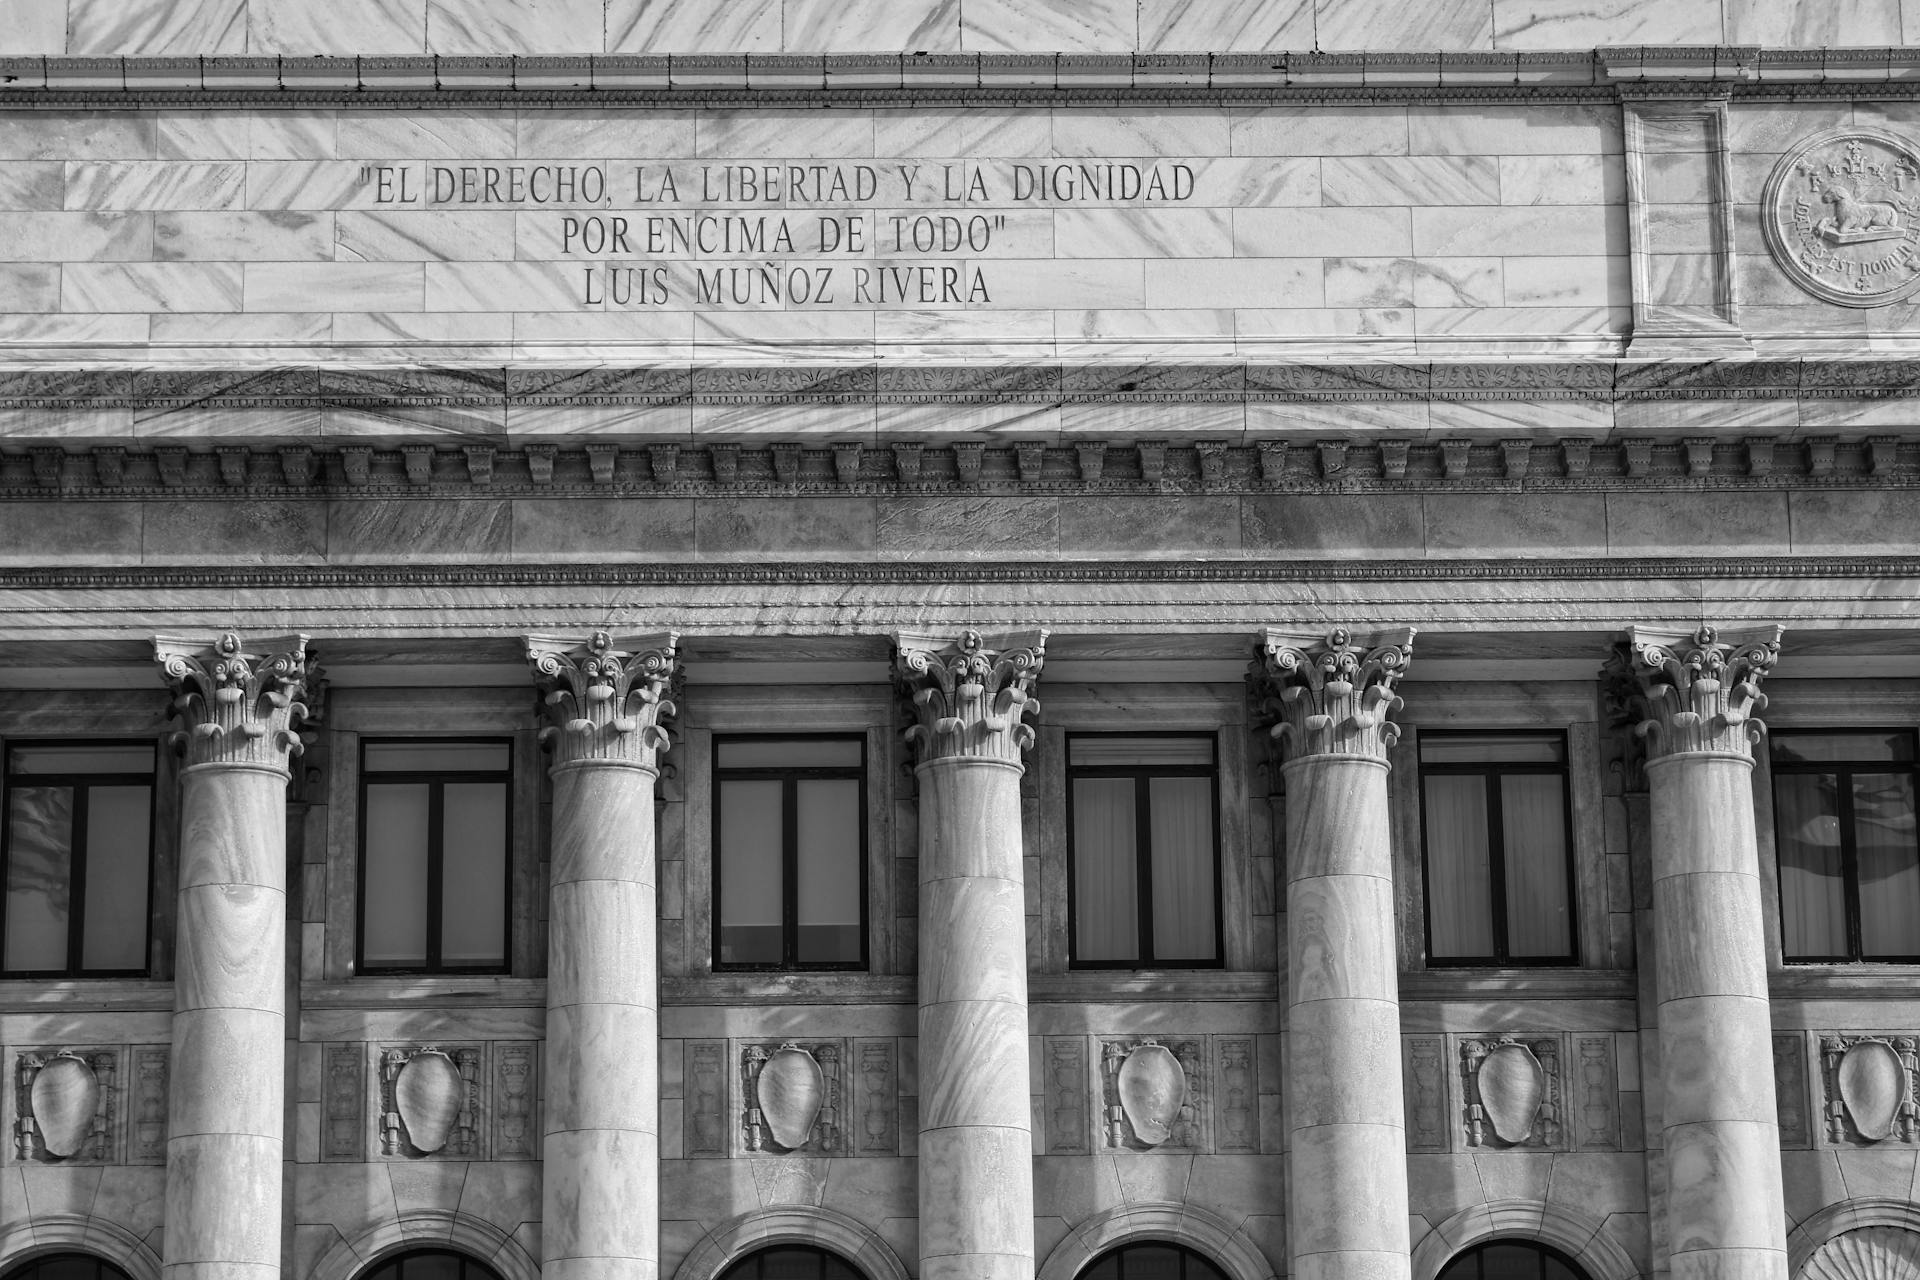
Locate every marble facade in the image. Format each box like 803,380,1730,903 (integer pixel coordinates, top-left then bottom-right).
4,4,1920,1280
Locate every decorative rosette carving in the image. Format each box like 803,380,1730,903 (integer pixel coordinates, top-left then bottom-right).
1608,624,1783,760
893,628,1047,766
153,632,312,772
525,630,679,769
1251,626,1415,763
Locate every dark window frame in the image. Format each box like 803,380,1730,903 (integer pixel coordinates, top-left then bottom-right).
360,1249,505,1280
1418,729,1579,968
711,733,870,973
1435,1239,1591,1280
0,738,157,979
354,736,513,976
1,1252,140,1280
1065,731,1224,971
717,1245,865,1280
1079,1241,1231,1280
1771,727,1920,964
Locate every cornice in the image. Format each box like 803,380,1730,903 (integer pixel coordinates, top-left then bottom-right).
5,436,1917,498
3,555,1920,592
4,48,1920,104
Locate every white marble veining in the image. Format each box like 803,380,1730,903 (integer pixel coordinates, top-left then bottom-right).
1491,0,1723,47
960,0,1134,52
66,0,245,54
427,0,606,55
1139,0,1314,50
247,0,428,53
783,0,960,52
1318,0,1495,48
607,0,781,53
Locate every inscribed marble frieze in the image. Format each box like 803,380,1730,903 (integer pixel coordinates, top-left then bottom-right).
0,105,1632,359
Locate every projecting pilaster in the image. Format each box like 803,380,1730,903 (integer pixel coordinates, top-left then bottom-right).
894,627,1045,1280
527,630,679,1280
1253,626,1416,1280
153,632,312,1280
1611,625,1788,1280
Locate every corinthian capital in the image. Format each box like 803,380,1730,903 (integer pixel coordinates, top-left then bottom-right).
526,630,679,769
154,632,312,771
894,628,1047,766
1252,626,1415,763
1609,624,1782,759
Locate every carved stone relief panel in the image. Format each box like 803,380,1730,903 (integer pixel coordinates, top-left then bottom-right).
491,1042,539,1161
11,1047,118,1164
131,1048,168,1164
378,1044,483,1159
1571,1035,1620,1152
853,1038,898,1156
1462,1036,1563,1150
1819,1033,1920,1146
323,1043,364,1162
1098,1037,1208,1154
1403,1035,1450,1155
684,1040,727,1158
1802,1226,1920,1280
1776,1033,1812,1149
1763,129,1920,308
737,1039,877,1157
1213,1036,1258,1154
1043,1036,1090,1156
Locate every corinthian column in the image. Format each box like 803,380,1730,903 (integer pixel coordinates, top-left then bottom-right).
1613,626,1787,1280
153,633,311,1280
894,628,1045,1280
1252,626,1415,1280
527,630,679,1280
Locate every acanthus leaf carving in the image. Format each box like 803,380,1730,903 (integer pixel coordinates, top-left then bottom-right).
526,630,679,769
153,631,312,771
1606,624,1783,760
1251,626,1415,764
894,628,1046,766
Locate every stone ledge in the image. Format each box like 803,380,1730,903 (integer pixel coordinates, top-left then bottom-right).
1,436,1912,498
0,48,1914,100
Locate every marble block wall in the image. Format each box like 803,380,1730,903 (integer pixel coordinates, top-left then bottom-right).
0,102,1630,362
0,0,1911,56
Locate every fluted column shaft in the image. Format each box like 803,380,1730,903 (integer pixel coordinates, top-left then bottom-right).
896,628,1045,1280
1619,626,1788,1280
1255,627,1415,1280
528,631,679,1280
154,633,310,1280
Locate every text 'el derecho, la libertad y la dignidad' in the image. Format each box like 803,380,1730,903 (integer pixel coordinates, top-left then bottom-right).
359,158,1199,308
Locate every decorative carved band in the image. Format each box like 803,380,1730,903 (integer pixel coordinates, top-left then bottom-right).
525,630,678,769
1608,624,1782,760
153,631,311,771
1252,626,1415,763
894,628,1046,766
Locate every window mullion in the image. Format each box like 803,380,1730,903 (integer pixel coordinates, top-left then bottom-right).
783,776,799,968
1135,770,1155,964
67,782,90,974
1485,770,1509,963
1838,766,1866,960
425,782,445,970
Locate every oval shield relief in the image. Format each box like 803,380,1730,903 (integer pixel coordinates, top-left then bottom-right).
1477,1042,1545,1145
30,1054,100,1158
1117,1042,1188,1147
1839,1040,1907,1142
758,1045,825,1150
395,1051,465,1154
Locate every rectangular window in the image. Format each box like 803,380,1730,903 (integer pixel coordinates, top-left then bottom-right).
2,741,156,977
1772,730,1920,963
357,739,510,974
1068,734,1220,969
1420,732,1576,966
713,736,867,971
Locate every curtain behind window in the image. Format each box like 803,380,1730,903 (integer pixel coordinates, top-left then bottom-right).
1501,773,1570,958
1148,776,1214,961
1074,777,1137,961
1775,772,1845,958
1425,775,1494,956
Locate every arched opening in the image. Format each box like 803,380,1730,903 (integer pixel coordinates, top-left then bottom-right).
717,1245,867,1280
358,1250,505,1280
1080,1242,1232,1280
1,1256,136,1280
1438,1240,1593,1280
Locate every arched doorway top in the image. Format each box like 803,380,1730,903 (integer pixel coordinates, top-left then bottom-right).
670,1206,911,1280
303,1212,537,1280
1036,1203,1277,1280
1788,1202,1920,1279
1411,1200,1640,1280
0,1216,159,1280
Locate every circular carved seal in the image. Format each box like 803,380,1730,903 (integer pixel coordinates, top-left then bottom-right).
1764,128,1920,307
